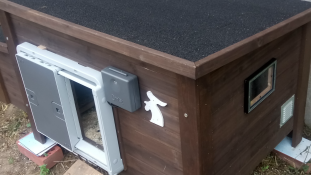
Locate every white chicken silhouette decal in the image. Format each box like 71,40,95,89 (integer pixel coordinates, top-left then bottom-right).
144,91,167,127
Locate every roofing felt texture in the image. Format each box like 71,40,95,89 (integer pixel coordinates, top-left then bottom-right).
9,0,311,62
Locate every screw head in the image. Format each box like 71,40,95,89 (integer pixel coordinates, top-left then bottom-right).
184,113,188,117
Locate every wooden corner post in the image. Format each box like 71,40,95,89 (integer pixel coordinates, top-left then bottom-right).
177,74,213,175
0,10,46,144
177,75,201,175
292,22,311,147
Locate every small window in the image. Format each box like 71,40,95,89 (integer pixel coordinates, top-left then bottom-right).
245,59,277,113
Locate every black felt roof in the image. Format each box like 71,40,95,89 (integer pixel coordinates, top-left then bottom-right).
9,0,311,62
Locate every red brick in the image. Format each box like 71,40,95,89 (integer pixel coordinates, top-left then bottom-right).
16,133,64,169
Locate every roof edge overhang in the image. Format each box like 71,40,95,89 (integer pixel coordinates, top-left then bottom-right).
0,0,197,79
1,1,311,80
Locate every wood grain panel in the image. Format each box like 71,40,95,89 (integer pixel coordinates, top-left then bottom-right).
0,45,23,108
237,118,293,175
8,14,182,174
120,123,182,170
123,154,167,175
219,118,293,175
0,70,9,103
212,38,300,155
211,29,301,120
196,28,301,175
118,110,180,150
0,42,8,54
177,76,202,175
196,74,214,174
0,51,9,103
64,160,101,175
122,139,183,175
292,22,311,147
11,15,178,99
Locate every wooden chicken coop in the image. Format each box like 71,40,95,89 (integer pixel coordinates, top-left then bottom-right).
0,0,311,174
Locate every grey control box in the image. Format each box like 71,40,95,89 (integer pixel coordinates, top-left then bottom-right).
101,66,141,112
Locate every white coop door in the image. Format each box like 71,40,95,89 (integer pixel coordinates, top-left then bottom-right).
16,42,124,175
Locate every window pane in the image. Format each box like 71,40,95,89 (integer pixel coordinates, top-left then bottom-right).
250,67,274,106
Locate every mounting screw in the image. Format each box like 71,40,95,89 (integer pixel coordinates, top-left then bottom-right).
184,113,188,117
6,37,8,41
26,104,29,107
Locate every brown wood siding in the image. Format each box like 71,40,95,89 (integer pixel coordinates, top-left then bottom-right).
292,23,311,147
177,76,201,175
9,14,182,175
198,29,301,175
0,51,24,108
0,51,10,103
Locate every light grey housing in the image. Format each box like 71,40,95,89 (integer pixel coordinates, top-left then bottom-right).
16,55,75,150
102,66,141,112
15,42,124,175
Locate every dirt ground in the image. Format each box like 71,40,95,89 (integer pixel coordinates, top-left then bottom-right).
0,101,310,175
81,108,103,149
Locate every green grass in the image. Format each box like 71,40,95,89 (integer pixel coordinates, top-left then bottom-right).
8,157,14,164
40,164,49,175
26,123,31,128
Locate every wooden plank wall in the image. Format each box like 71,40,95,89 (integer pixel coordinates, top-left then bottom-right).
0,51,23,106
0,22,22,106
0,53,9,103
0,23,10,104
292,23,311,147
177,76,201,175
9,14,183,175
197,29,302,175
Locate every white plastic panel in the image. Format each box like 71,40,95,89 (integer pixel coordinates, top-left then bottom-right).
16,42,124,175
75,140,107,165
16,53,79,151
